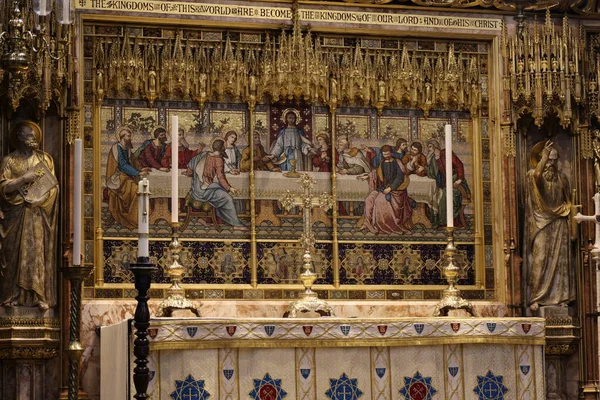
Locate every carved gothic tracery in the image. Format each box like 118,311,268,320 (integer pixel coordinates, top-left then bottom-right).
502,11,584,127
91,22,486,115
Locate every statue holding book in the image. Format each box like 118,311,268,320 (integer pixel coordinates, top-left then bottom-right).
0,121,59,310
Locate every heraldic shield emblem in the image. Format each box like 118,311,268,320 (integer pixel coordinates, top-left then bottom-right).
264,325,275,337
226,325,237,336
187,326,198,338
223,369,234,380
413,323,424,334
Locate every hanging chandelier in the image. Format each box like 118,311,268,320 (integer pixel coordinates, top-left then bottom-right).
0,0,73,111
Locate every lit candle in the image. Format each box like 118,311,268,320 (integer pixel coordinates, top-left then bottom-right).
445,124,454,228
138,178,149,258
73,139,82,265
171,115,179,223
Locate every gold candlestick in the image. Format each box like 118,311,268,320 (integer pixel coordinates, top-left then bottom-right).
433,227,474,317
157,223,200,317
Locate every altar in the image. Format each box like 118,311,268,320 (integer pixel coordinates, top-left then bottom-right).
101,316,545,400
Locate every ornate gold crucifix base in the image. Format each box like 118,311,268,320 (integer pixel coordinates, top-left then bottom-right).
279,174,335,318
283,251,336,318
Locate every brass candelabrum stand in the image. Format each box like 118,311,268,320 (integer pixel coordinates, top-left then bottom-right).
157,223,200,317
433,228,474,317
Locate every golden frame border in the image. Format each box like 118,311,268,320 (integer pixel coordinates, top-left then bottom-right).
80,11,503,300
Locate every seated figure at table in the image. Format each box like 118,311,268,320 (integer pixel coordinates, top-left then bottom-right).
161,127,203,169
135,126,169,171
360,145,413,234
401,141,428,177
312,132,333,172
337,135,372,175
186,139,246,229
223,130,241,175
363,137,408,169
240,132,280,172
426,139,471,228
106,126,149,229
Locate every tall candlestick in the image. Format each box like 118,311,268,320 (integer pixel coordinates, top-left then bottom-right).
171,116,179,223
138,178,150,258
445,124,454,228
73,139,82,265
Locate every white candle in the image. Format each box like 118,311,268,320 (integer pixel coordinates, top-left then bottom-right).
62,0,71,24
445,124,454,228
73,139,82,265
171,116,179,223
138,178,149,258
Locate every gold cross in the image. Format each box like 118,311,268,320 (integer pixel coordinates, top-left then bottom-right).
279,174,333,253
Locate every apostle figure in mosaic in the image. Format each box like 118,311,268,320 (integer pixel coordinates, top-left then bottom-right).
136,126,169,171
267,110,315,171
161,127,203,170
240,132,279,172
223,130,241,175
312,132,333,172
402,141,428,177
526,141,575,311
186,139,247,230
360,145,413,234
106,126,149,229
363,138,408,169
0,121,58,310
337,134,372,175
425,139,471,228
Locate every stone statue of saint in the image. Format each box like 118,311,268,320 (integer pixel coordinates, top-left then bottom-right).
526,140,575,311
0,121,59,310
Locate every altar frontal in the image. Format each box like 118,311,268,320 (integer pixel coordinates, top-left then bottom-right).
101,317,544,399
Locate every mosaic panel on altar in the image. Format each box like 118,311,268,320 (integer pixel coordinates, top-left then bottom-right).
82,22,495,301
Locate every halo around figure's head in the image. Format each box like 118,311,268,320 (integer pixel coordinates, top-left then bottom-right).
114,125,134,141
223,129,238,141
530,140,557,168
281,108,301,125
315,132,330,146
152,125,167,139
9,120,42,151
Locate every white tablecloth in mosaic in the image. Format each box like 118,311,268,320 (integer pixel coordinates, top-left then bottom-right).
101,317,545,400
146,170,436,203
